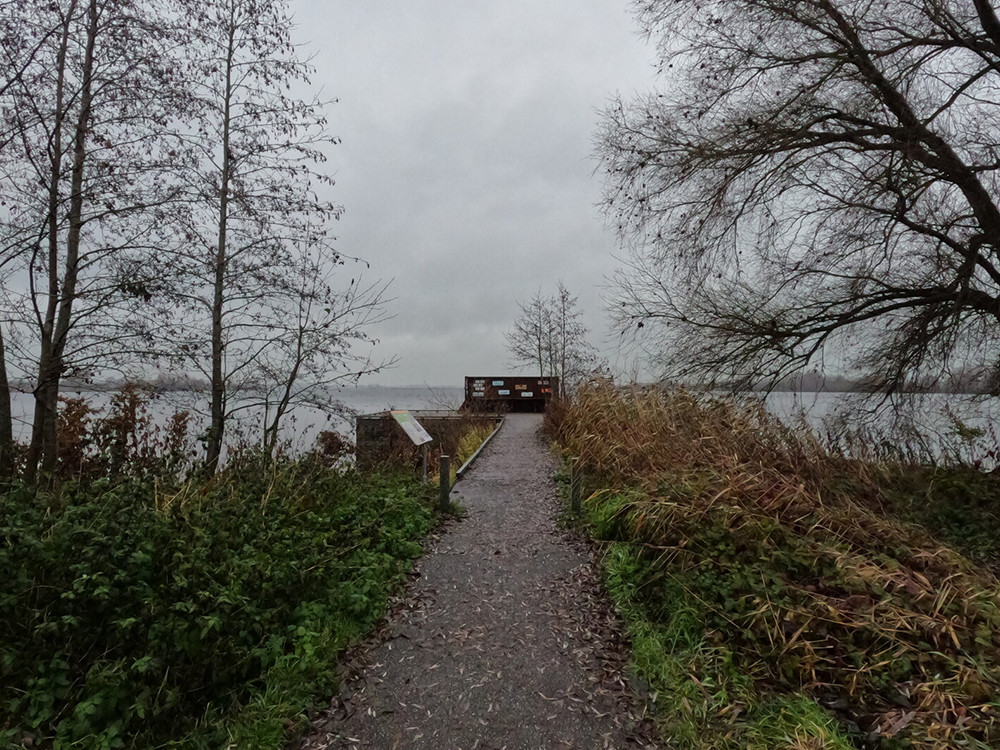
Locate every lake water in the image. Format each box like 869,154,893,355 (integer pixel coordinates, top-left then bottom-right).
8,384,466,455
764,390,999,465
9,385,998,465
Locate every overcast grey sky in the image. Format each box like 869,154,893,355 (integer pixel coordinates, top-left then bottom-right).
291,1,657,386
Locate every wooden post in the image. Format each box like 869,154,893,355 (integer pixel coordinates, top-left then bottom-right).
439,455,450,511
571,457,581,515
422,443,428,484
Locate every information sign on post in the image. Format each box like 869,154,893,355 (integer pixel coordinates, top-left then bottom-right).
391,410,433,446
391,411,434,483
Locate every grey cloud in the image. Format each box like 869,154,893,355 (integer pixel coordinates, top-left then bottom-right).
293,0,656,384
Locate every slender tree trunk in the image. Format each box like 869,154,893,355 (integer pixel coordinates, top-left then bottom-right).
205,15,236,475
0,324,15,480
38,0,97,479
559,295,568,398
559,329,567,398
27,356,54,483
25,1,76,483
264,326,304,453
536,315,544,377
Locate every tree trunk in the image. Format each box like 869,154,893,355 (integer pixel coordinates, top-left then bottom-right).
264,322,305,453
536,319,544,377
0,324,15,480
37,0,97,479
559,293,568,398
559,331,567,398
205,15,237,475
25,1,76,484
26,351,54,484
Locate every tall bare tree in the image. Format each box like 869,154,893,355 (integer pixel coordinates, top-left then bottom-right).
600,0,1000,391
0,0,189,481
257,253,391,453
171,0,381,472
505,290,551,379
548,282,597,397
0,0,388,480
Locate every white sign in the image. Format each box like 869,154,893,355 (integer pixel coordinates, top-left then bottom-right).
391,411,433,446
498,389,510,395
521,392,534,397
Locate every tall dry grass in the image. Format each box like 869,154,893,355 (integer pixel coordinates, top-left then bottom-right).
550,381,1000,749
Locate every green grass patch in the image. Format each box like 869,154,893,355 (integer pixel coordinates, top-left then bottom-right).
598,524,855,749
455,422,497,468
0,456,436,748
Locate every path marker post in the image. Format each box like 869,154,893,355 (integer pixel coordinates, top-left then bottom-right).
439,455,450,511
571,457,581,515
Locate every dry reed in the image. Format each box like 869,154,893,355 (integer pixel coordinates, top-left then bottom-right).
551,381,1000,748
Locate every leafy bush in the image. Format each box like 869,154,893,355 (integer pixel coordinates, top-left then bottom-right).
55,386,193,482
0,458,433,748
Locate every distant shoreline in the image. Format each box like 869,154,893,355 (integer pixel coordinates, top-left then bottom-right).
8,381,465,395
6,380,995,397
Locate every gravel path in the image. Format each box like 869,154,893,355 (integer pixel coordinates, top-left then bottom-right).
299,414,660,750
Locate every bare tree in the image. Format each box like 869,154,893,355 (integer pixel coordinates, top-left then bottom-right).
0,0,64,478
257,254,391,453
505,283,596,396
600,0,1000,392
505,290,551,378
0,0,190,481
169,0,381,472
548,282,597,397
0,0,388,480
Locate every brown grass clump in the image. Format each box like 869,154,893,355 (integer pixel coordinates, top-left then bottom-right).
552,381,1000,749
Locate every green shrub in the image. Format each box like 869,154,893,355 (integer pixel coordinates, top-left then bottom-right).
0,458,433,748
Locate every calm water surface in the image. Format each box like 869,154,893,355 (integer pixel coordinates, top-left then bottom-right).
10,385,997,463
9,385,466,454
765,390,999,463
